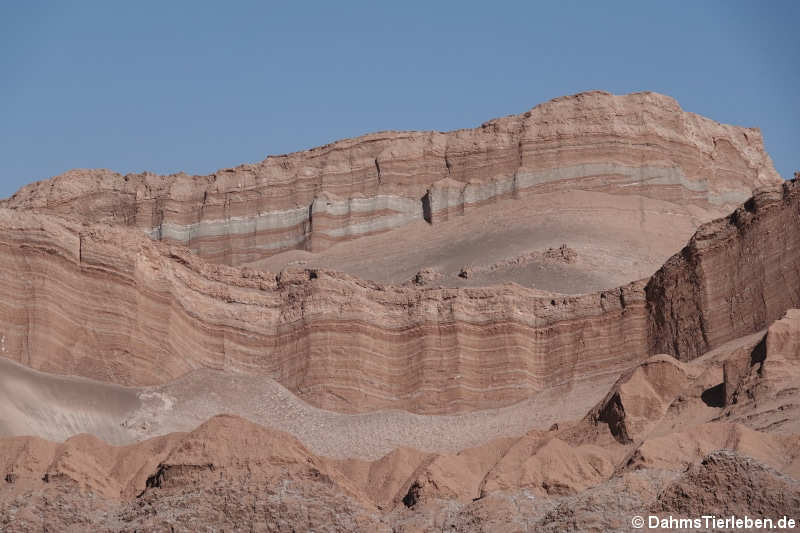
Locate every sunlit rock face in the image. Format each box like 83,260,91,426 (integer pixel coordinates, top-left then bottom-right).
1,92,799,533
3,91,779,265
0,181,796,414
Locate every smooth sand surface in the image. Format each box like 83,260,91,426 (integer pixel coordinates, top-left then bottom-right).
0,357,140,445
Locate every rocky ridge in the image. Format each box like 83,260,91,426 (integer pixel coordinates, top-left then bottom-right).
0,180,797,414
2,91,779,265
0,92,797,532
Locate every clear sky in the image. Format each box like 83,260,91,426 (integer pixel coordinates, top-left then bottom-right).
1,1,797,199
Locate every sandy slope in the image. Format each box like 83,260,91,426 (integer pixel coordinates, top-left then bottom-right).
250,190,711,293
0,358,139,445
0,353,614,459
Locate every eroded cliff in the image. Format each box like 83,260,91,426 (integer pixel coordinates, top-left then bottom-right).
0,91,792,416
2,91,780,265
0,181,797,414
647,179,800,360
0,207,647,413
1,90,797,532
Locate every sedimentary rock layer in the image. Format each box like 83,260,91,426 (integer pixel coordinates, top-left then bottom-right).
2,91,780,265
0,181,797,414
0,208,648,414
647,179,800,360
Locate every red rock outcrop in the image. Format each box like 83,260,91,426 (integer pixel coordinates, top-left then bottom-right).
587,354,690,444
2,414,797,532
1,180,798,415
1,92,798,533
646,179,800,361
2,91,780,265
0,207,651,414
721,308,800,434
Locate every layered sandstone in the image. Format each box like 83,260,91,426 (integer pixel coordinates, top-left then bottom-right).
0,207,648,414
646,179,800,360
1,91,798,532
1,180,798,415
720,309,800,435
2,303,800,531
1,91,780,265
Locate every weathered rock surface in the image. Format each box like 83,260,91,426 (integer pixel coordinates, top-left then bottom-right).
1,180,798,415
647,180,800,360
0,207,650,414
479,435,614,497
588,354,690,444
2,414,798,532
720,309,800,435
0,92,798,532
2,182,797,417
2,91,780,265
651,450,800,518
1,303,799,529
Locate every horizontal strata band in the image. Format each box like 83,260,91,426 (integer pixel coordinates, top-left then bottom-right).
0,180,797,414
141,164,753,258
3,91,779,266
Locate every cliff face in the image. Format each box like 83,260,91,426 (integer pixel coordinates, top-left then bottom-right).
0,207,648,413
0,91,796,532
0,181,797,414
2,91,780,265
646,179,800,360
0,91,791,415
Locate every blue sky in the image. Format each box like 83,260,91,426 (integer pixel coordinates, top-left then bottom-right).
1,1,797,198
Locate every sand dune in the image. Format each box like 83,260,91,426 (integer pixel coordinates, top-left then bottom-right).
0,357,139,445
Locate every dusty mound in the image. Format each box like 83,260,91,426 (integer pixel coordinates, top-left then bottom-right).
0,432,183,500
480,435,614,497
652,450,800,517
0,415,364,502
2,414,798,531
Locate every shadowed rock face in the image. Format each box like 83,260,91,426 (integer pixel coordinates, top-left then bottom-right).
2,91,780,265
646,180,800,361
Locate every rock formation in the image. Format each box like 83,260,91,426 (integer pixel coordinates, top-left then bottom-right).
1,180,797,415
647,181,800,360
0,206,651,413
0,92,798,532
2,91,779,266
